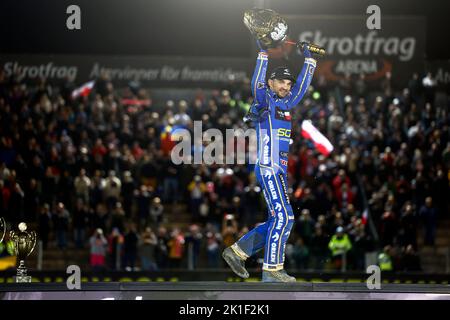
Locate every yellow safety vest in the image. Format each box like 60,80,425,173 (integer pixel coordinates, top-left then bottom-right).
378,252,393,271
328,234,352,257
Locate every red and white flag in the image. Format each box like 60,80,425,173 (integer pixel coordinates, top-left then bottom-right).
284,111,291,121
71,80,95,99
361,208,369,225
301,120,334,156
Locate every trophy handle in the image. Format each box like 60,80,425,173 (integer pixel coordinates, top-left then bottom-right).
9,230,18,255
27,231,37,257
0,217,5,243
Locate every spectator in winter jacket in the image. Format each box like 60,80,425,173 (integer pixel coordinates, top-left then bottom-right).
419,197,438,246
139,227,158,271
89,228,108,272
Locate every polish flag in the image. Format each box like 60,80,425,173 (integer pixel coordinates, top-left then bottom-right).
301,120,334,156
361,209,369,225
71,80,95,99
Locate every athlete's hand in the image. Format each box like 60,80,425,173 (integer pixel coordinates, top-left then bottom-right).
298,41,324,60
243,103,269,124
299,41,312,58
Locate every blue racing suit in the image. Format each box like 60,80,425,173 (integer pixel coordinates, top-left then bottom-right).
235,49,317,271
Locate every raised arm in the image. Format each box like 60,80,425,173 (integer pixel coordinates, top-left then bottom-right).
251,45,269,105
244,43,270,124
288,57,316,108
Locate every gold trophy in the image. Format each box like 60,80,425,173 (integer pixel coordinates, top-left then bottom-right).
244,8,289,48
243,8,326,57
0,217,5,243
10,222,37,283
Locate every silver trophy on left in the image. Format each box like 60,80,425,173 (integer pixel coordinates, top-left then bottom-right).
10,222,37,283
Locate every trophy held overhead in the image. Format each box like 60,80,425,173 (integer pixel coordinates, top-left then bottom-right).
243,8,325,58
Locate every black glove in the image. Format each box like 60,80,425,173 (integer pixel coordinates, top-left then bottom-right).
243,103,269,124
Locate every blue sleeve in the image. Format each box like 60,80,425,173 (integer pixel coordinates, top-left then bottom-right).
288,57,317,108
251,51,269,107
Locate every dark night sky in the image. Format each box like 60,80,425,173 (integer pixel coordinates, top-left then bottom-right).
1,0,449,59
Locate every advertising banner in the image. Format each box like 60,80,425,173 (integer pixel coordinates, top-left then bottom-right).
264,15,426,85
0,55,251,88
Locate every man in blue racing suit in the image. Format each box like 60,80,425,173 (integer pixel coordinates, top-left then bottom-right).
223,42,317,282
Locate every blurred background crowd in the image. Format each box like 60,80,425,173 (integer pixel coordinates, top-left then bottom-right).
0,66,448,273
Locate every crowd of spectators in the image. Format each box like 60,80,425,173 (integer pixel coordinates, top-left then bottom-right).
0,67,448,272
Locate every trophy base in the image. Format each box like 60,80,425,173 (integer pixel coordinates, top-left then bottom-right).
15,276,32,283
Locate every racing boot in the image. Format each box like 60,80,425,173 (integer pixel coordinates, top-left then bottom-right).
222,245,249,279
262,269,296,282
